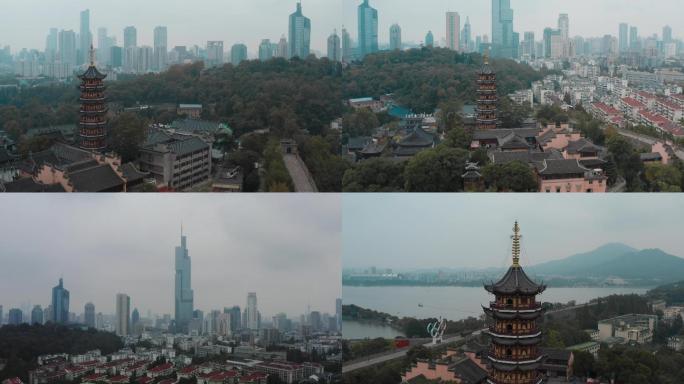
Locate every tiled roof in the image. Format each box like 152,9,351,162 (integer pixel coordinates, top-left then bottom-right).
398,128,434,148
451,358,488,384
485,266,546,295
148,363,173,373
68,164,124,192
79,65,107,80
621,97,645,109
565,138,603,154
537,159,589,176
1,178,66,193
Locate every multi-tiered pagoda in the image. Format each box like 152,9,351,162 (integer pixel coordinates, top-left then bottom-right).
476,53,499,130
78,46,108,151
484,222,546,384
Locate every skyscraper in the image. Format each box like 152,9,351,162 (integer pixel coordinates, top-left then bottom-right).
523,32,535,59
357,0,378,58
341,28,352,62
206,41,224,67
115,293,130,337
131,308,140,328
491,0,515,58
425,31,434,47
462,17,472,52
446,12,461,51
123,26,137,67
231,44,248,66
8,308,22,325
84,302,95,328
289,2,311,59
663,25,673,43
153,26,168,71
46,28,58,61
619,23,629,52
79,9,91,65
58,30,77,67
31,305,43,325
327,31,341,61
228,306,241,332
558,13,569,41
259,39,273,62
629,26,638,51
51,278,70,324
123,27,137,50
389,24,402,51
245,292,259,331
174,228,194,333
276,36,289,59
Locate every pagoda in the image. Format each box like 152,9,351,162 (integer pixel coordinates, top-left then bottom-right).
78,45,108,151
483,222,546,384
476,53,499,130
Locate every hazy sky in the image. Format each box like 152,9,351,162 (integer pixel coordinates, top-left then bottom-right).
0,195,341,319
343,0,682,46
0,0,344,56
343,194,684,270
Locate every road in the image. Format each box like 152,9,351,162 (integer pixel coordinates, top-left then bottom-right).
282,154,318,192
342,335,467,373
615,128,684,160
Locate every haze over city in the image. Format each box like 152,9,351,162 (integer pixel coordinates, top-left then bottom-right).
342,194,684,270
0,0,343,54
0,194,341,317
343,0,682,46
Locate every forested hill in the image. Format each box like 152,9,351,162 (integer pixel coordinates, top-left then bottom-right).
342,48,547,113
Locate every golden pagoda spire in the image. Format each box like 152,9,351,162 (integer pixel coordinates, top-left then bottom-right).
483,49,490,65
89,44,95,66
511,221,521,267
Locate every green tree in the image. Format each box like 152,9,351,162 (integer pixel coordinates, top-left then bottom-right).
545,329,565,348
343,109,380,137
482,161,538,192
644,163,682,192
573,351,595,379
109,112,147,162
404,146,470,192
342,158,405,192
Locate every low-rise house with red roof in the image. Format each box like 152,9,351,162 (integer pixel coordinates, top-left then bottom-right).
146,363,174,379
238,372,268,384
106,375,129,384
177,365,198,380
81,373,107,383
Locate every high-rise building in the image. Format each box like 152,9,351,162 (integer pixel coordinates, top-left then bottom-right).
476,54,498,130
276,36,289,59
543,28,562,58
79,9,92,65
206,41,224,67
629,26,638,51
446,12,461,51
663,25,673,43
425,31,434,47
484,222,545,384
131,308,140,328
154,26,168,71
462,17,472,52
522,31,535,59
78,51,108,151
288,2,311,59
228,306,241,332
97,28,113,66
389,24,402,51
124,26,137,50
491,0,515,58
31,305,43,325
309,311,321,332
341,28,352,62
58,30,77,67
115,293,130,337
245,292,259,331
174,228,194,333
336,298,342,333
619,23,629,53
231,44,248,66
46,28,59,61
259,39,273,61
8,308,22,325
84,302,95,328
558,13,570,41
51,278,70,324
110,46,123,68
357,0,378,58
327,31,341,61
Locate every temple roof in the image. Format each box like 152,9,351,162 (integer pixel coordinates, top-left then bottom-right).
79,65,107,81
398,127,435,148
536,158,590,176
451,358,488,383
480,54,495,75
485,222,546,295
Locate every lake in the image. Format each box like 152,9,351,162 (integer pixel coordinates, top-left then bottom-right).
343,286,651,339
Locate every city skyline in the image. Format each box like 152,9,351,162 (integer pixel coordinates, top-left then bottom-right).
0,195,341,318
342,0,682,47
342,195,684,270
0,0,342,55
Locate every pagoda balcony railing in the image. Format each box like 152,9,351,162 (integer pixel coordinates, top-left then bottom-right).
489,326,541,337
490,302,542,311
478,98,499,103
80,119,107,125
488,349,541,362
80,84,105,90
80,97,106,103
80,108,109,114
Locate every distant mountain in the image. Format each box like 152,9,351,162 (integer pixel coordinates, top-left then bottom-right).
532,244,684,283
531,243,638,276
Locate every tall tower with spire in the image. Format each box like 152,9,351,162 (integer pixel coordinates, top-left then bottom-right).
484,222,546,384
174,226,194,333
476,52,499,130
78,45,108,151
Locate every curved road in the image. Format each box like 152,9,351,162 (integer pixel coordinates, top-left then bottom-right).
283,154,318,192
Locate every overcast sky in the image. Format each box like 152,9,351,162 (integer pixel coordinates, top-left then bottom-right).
0,195,341,319
343,195,684,270
343,0,681,46
0,0,343,56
